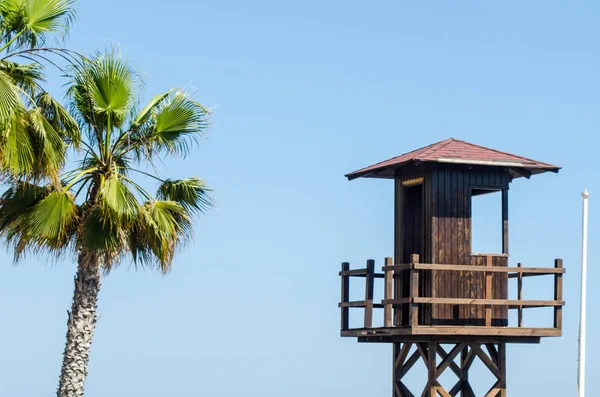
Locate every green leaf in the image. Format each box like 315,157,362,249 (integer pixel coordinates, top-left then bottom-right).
131,90,170,129
157,177,212,214
0,182,47,231
146,91,209,157
129,200,191,273
70,51,138,132
24,189,78,246
36,92,81,147
24,0,76,34
0,70,21,128
100,174,139,222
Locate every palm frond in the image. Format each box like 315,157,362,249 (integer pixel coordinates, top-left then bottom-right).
0,70,22,128
24,188,78,247
0,60,43,96
157,177,212,214
36,91,80,146
69,50,138,133
126,91,210,160
129,200,192,273
99,173,139,223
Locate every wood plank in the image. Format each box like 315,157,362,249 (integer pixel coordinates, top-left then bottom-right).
394,177,404,326
344,326,559,338
498,343,507,397
502,189,509,255
436,382,452,397
410,254,420,327
394,343,412,377
472,344,501,379
554,259,563,330
383,264,564,274
364,259,375,328
517,263,523,327
384,257,394,327
341,262,349,330
485,255,493,327
427,342,436,397
412,297,564,307
415,264,564,274
400,350,421,378
436,343,466,378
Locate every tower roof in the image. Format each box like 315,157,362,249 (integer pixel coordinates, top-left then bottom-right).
345,138,561,180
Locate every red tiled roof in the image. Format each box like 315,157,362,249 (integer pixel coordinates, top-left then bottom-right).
346,138,561,180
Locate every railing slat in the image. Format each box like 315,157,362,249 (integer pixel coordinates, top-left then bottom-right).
517,263,523,327
341,262,350,330
409,254,420,327
485,255,493,327
382,264,564,274
384,257,393,327
554,259,563,330
364,259,375,328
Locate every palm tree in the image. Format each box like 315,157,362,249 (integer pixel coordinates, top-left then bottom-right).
0,0,79,178
0,51,211,397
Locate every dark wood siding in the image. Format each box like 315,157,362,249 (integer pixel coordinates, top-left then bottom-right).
394,162,511,326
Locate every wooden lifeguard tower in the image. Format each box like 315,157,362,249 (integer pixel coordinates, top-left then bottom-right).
339,138,565,396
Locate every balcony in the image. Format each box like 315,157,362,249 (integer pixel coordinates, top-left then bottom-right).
339,254,565,343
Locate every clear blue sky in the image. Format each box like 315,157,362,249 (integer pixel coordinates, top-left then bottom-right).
0,1,597,396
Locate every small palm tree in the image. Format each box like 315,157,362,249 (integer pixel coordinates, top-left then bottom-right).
0,51,211,397
0,0,79,178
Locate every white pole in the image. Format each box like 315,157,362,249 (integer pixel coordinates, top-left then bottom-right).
578,189,589,397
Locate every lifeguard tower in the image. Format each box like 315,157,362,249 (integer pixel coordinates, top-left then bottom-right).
339,138,564,396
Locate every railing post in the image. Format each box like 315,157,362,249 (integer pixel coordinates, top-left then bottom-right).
485,255,493,327
341,262,350,331
517,263,523,328
394,258,403,326
384,257,393,328
554,259,563,330
364,259,375,329
409,254,420,327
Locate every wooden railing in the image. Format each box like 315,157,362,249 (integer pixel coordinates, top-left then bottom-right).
339,255,565,332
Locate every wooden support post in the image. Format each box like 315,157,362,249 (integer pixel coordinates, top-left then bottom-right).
409,254,420,328
485,255,493,327
502,189,509,255
517,263,523,328
460,346,471,397
554,259,563,330
364,259,375,329
341,262,350,330
384,257,394,328
498,343,507,397
427,342,436,397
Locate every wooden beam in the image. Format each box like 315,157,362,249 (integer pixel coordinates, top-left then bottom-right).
394,343,412,378
341,262,349,330
485,255,493,327
394,177,404,327
384,263,565,274
384,257,394,327
517,263,523,327
412,297,563,308
426,341,436,397
472,344,501,379
436,343,465,379
502,189,509,255
400,350,421,379
410,254,420,327
364,259,375,328
498,343,507,397
554,259,563,330
509,167,532,179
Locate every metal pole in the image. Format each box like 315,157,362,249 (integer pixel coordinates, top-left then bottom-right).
578,189,589,397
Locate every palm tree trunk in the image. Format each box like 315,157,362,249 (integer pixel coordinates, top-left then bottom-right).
56,253,101,397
